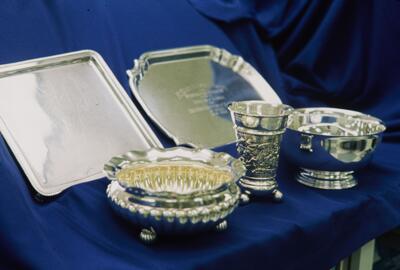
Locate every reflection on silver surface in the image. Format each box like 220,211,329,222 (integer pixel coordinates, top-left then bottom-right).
229,101,293,201
0,50,161,196
282,108,386,189
104,147,245,242
128,45,281,148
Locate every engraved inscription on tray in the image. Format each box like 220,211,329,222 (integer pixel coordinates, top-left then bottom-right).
136,60,263,147
168,61,261,120
175,84,228,117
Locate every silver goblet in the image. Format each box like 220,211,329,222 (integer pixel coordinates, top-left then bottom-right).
228,101,293,201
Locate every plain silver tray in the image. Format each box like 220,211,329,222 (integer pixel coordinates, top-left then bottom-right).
128,45,281,148
0,50,161,196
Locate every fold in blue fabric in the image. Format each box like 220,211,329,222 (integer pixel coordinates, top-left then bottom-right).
189,0,400,135
0,0,399,269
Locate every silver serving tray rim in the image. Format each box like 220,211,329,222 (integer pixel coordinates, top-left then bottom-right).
127,45,282,148
0,50,162,196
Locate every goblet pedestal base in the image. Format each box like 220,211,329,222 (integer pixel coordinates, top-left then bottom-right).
238,177,283,202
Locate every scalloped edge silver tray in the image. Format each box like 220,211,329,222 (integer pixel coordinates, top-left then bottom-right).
0,50,161,196
127,45,281,148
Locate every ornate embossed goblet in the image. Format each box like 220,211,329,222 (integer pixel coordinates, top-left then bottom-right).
228,101,293,202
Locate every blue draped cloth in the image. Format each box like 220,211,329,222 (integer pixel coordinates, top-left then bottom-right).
0,1,399,269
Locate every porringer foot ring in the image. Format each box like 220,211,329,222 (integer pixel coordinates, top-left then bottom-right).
297,168,357,190
140,227,157,243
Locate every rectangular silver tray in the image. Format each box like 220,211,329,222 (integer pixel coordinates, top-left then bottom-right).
128,45,281,148
0,50,161,196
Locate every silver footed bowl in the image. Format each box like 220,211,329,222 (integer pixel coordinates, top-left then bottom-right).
104,147,245,243
282,108,386,190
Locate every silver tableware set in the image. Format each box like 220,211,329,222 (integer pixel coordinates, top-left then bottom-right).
0,46,386,242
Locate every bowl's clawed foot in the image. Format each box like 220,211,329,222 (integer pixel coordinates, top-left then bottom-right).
272,189,283,202
239,193,250,206
215,220,228,232
239,188,283,203
140,227,157,243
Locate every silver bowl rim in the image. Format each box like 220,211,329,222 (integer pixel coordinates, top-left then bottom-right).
287,107,386,137
103,147,245,199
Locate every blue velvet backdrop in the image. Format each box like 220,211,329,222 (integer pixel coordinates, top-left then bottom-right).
0,1,399,269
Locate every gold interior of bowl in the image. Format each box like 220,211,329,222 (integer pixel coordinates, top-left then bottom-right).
290,108,386,136
116,162,233,194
